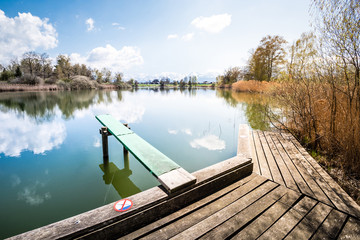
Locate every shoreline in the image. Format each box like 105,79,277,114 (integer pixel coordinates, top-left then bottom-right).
0,82,216,93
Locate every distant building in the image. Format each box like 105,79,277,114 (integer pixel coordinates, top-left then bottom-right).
152,79,159,84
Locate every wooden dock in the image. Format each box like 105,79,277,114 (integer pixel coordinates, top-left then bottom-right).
9,127,360,239
119,129,360,240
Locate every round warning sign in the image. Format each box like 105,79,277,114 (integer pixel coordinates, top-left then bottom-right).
113,199,133,212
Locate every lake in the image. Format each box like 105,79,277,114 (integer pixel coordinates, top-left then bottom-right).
0,88,273,238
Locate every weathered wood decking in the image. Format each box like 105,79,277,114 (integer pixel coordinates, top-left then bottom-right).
9,127,360,239
250,130,360,219
119,129,360,239
122,173,360,239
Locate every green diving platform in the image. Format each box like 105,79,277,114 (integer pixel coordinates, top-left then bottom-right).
96,114,196,193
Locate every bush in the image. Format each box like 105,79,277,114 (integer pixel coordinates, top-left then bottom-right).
1,70,14,81
69,75,98,90
19,74,41,85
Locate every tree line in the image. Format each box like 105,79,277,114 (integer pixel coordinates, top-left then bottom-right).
0,52,124,85
216,34,288,85
216,0,360,177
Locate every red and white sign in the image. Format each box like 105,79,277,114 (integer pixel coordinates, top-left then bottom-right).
113,199,133,212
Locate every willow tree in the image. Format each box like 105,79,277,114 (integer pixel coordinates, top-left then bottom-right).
248,35,287,81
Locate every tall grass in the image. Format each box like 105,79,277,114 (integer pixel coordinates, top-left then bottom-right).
276,81,360,177
232,80,278,93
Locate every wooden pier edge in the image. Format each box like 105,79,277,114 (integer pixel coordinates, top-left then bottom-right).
8,157,252,240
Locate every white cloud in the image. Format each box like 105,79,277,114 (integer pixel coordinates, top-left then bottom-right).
182,33,194,41
86,18,95,31
0,112,66,157
0,10,58,63
112,22,125,30
70,44,144,71
190,135,226,151
167,34,178,39
191,13,231,33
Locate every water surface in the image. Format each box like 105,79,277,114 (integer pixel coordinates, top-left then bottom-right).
0,89,273,238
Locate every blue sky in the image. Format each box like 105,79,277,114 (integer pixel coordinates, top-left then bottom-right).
0,0,311,80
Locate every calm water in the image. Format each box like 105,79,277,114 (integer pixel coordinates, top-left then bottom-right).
0,88,273,238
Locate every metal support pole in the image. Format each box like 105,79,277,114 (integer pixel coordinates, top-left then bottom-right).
123,123,130,155
124,149,130,170
100,127,109,163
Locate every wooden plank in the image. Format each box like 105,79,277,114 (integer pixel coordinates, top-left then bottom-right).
276,133,333,206
201,186,292,239
237,124,251,159
338,217,360,240
96,114,133,136
249,130,261,175
192,155,252,184
284,202,332,239
140,175,270,240
310,209,348,239
264,131,297,191
253,130,273,180
96,114,183,179
158,168,196,193
122,174,258,240
258,131,285,185
233,190,301,240
283,132,360,218
116,133,180,177
169,181,279,240
281,133,353,215
269,132,313,196
257,196,317,239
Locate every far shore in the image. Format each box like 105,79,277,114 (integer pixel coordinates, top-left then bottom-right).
0,82,119,92
0,80,278,93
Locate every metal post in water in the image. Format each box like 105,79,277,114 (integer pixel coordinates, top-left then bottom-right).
123,123,130,155
100,126,109,163
124,149,130,170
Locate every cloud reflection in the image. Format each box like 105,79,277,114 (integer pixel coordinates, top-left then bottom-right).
17,181,51,206
0,113,66,157
11,175,21,187
168,129,178,135
93,137,101,148
190,135,226,151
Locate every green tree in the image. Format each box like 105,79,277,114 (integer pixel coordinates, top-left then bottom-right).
21,51,40,77
115,72,123,84
95,69,103,83
55,55,72,79
39,53,52,81
15,65,22,78
248,35,287,81
217,67,242,85
102,68,112,83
